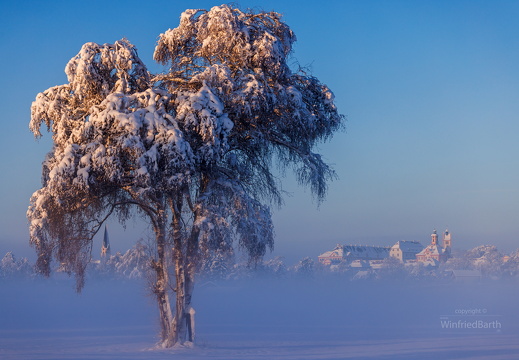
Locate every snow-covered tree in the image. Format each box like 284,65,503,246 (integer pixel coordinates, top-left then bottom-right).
442,249,473,270
502,249,519,278
261,256,288,277
0,252,33,278
115,241,152,279
200,248,234,280
28,5,342,348
293,257,315,277
92,242,152,279
467,245,504,277
227,261,255,280
379,256,407,280
1,252,17,276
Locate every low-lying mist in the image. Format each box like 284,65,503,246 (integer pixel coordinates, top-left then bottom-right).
1,274,518,359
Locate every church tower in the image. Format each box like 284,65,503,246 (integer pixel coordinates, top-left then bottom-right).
101,225,111,259
443,229,452,251
431,229,438,245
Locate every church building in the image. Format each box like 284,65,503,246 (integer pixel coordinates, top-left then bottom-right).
101,225,111,259
415,229,451,264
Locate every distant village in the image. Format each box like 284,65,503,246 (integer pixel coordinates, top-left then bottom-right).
318,229,452,269
316,229,519,282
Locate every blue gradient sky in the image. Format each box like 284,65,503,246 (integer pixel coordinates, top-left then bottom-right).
1,1,519,263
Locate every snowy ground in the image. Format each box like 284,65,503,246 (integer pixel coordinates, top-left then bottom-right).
1,275,519,359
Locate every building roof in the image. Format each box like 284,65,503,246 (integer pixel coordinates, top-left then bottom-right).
318,246,343,259
319,244,390,262
392,240,423,252
343,245,390,257
416,244,446,256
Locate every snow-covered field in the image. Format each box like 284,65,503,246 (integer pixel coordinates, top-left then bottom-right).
1,276,519,359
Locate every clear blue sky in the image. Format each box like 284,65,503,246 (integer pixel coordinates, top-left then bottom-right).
1,0,519,263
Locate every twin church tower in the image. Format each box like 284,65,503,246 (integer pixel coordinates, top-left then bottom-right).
415,229,451,263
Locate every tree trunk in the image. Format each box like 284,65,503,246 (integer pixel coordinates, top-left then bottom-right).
172,207,187,345
184,223,200,343
186,307,196,342
183,272,196,343
170,194,201,345
153,208,175,348
182,178,207,344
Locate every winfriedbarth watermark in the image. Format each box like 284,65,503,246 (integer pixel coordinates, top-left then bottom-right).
440,309,502,333
441,319,501,330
